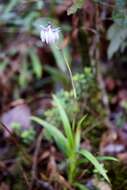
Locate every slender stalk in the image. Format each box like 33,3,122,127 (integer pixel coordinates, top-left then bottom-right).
54,44,77,98
62,50,77,99
68,153,78,184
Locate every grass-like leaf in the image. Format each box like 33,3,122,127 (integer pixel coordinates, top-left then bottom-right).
29,48,42,79
4,0,19,13
50,42,70,73
75,115,87,151
31,116,68,155
97,156,118,162
77,115,87,129
79,149,110,183
53,95,74,149
75,126,81,151
74,183,89,190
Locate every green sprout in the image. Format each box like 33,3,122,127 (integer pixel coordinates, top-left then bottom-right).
31,95,116,188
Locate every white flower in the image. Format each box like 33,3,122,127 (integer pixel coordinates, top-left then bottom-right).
40,23,60,44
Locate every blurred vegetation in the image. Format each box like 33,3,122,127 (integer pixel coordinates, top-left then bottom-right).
0,0,127,190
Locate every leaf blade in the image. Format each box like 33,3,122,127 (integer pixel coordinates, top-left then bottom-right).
31,116,68,154
53,95,74,148
79,149,110,183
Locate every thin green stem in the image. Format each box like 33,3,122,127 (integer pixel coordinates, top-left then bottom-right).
62,50,77,99
54,44,77,98
68,153,78,184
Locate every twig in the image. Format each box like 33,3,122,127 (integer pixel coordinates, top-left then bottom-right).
19,164,30,187
0,121,31,188
29,129,43,190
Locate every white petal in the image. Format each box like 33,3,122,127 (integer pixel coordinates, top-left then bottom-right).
40,24,60,44
48,29,53,43
52,34,56,43
54,31,59,40
53,28,61,32
40,30,45,42
45,32,49,44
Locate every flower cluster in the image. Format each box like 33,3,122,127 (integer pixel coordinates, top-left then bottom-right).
40,23,60,44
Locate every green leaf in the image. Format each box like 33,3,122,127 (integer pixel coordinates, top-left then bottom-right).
67,0,85,15
74,183,89,190
4,0,19,13
19,58,29,87
24,12,39,29
79,149,110,183
53,95,74,149
75,115,87,151
36,0,44,9
31,116,68,154
77,115,87,128
97,156,118,162
50,43,68,72
107,24,127,59
75,126,81,151
29,49,42,78
44,65,68,86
